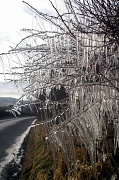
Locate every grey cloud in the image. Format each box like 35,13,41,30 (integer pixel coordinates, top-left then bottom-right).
0,32,10,44
0,82,23,98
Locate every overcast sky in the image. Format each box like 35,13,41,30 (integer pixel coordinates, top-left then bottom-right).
0,0,64,98
0,0,57,53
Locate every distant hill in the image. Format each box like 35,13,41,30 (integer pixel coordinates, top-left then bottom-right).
0,97,17,106
0,97,30,107
0,97,34,119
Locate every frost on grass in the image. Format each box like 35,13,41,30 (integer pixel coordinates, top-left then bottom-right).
1,0,119,177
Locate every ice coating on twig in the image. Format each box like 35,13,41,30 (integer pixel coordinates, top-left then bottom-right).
0,0,119,173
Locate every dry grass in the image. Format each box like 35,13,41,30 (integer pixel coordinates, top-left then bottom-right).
20,120,119,180
20,124,54,180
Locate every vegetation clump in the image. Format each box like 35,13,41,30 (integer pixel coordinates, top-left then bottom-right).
20,120,119,179
20,124,54,180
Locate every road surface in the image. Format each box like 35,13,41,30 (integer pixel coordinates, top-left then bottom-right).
0,116,35,176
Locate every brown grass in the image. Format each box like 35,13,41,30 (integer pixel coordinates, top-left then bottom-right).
20,120,119,180
20,124,54,180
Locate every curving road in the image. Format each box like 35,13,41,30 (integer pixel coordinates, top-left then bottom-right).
0,116,35,176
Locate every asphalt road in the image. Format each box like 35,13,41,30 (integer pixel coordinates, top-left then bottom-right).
0,116,35,174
